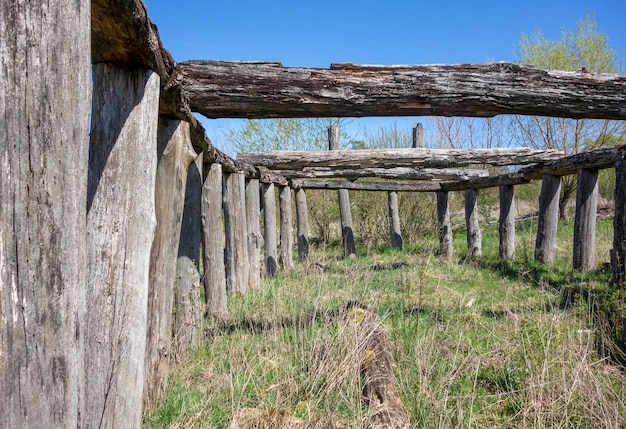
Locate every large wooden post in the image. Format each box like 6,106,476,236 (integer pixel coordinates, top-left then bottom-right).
329,125,356,258
437,191,454,258
388,191,403,250
173,152,205,359
295,189,310,261
1,1,89,426
535,175,561,264
202,163,228,319
613,160,626,287
499,184,516,261
246,179,262,290
465,189,482,257
573,168,599,271
263,183,279,277
280,186,294,269
87,64,160,425
224,173,250,294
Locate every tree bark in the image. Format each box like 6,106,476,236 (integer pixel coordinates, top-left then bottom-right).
203,163,228,319
263,184,279,277
279,186,294,269
573,169,599,271
388,192,403,250
535,175,561,264
437,192,454,259
174,152,205,360
295,189,310,261
465,189,482,258
1,1,89,426
246,179,262,290
181,60,626,120
87,64,160,425
499,185,516,261
224,173,250,295
613,161,626,288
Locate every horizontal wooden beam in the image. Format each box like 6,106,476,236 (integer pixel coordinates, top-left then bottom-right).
271,166,489,180
290,179,445,192
238,147,563,170
180,60,626,120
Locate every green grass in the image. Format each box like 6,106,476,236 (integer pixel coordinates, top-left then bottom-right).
144,218,626,428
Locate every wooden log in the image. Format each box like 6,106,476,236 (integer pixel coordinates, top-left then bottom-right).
180,60,626,120
573,169,599,271
613,160,626,287
87,64,159,424
388,192,403,250
271,166,489,180
202,163,228,319
246,179,263,290
535,175,561,264
291,178,444,192
499,185,516,261
174,152,205,360
295,189,310,261
263,183,279,278
239,147,563,170
437,192,454,258
465,189,482,257
1,0,89,425
413,123,425,148
224,173,250,295
279,186,294,269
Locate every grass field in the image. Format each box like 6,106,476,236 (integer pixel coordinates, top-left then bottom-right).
144,217,626,428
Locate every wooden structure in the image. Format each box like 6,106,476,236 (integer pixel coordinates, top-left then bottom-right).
2,1,626,428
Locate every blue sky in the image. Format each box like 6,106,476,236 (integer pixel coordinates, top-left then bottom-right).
143,0,626,152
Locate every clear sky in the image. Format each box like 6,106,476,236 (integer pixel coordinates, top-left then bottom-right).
143,0,626,152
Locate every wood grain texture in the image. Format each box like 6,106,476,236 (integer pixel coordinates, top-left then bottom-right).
295,189,310,261
279,186,294,269
224,173,250,295
613,161,626,287
437,192,454,259
573,169,599,271
499,185,516,261
465,189,482,258
535,175,561,264
263,184,278,278
388,191,403,250
246,179,262,290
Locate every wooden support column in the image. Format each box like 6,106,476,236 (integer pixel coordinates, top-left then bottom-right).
499,185,516,261
465,189,482,257
279,186,294,269
224,173,250,295
535,175,561,264
388,192,403,250
1,0,89,426
329,125,357,258
295,189,310,261
263,183,279,277
437,192,454,258
246,179,262,290
202,163,228,319
613,160,626,287
173,151,205,360
573,168,599,271
87,64,160,424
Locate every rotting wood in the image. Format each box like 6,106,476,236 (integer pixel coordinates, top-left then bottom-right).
202,163,228,319
224,173,250,295
499,185,516,261
613,160,626,287
295,189,310,261
239,147,562,170
437,192,454,259
535,175,561,264
465,189,482,258
272,166,489,180
87,64,160,424
1,0,90,425
263,183,279,278
573,169,599,271
388,192,403,250
179,60,626,120
246,179,262,290
279,186,294,269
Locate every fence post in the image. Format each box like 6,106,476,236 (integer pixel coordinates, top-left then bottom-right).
203,163,228,319
280,185,294,269
246,179,262,290
573,168,599,271
224,173,249,295
535,175,561,264
329,125,357,257
388,191,403,250
437,191,454,258
499,184,516,261
613,160,626,287
295,189,310,261
465,189,482,257
263,183,279,277
87,64,160,421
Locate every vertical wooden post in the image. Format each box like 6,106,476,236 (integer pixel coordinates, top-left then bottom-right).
388,192,403,250
1,1,89,425
246,179,262,290
413,122,425,148
202,163,228,319
87,64,160,424
437,191,454,258
224,173,249,295
499,184,516,261
263,183,279,277
280,186,294,269
612,160,626,287
573,168,599,271
535,175,561,264
465,189,482,257
173,151,205,360
329,125,357,258
295,189,310,261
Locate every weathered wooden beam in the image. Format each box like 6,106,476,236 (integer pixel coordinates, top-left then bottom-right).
388,191,403,250
465,189,482,258
291,178,444,192
263,183,278,278
279,186,294,269
436,192,454,259
535,175,561,264
180,60,626,120
270,166,489,180
499,185,516,261
224,173,249,295
613,160,626,287
573,169,599,271
238,148,562,170
295,189,310,261
246,179,262,291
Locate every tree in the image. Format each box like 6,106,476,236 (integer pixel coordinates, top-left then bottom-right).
513,14,625,218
